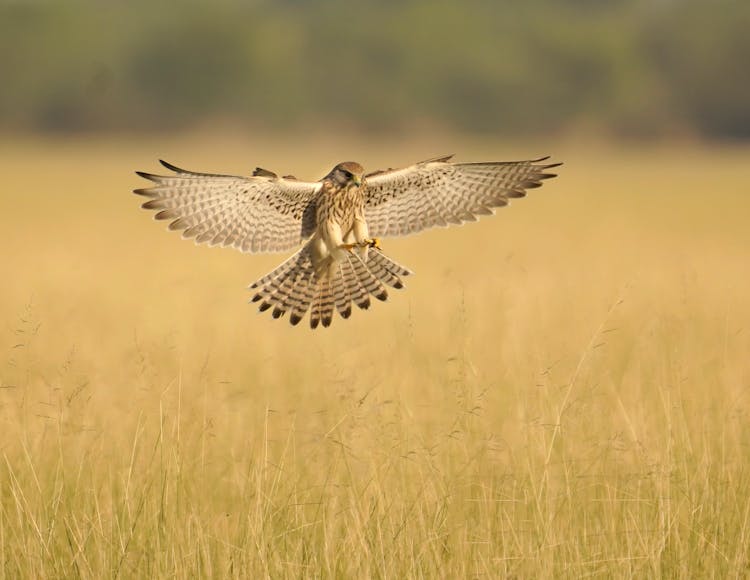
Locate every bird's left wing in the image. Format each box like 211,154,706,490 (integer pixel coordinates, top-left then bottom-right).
134,160,321,253
362,156,561,238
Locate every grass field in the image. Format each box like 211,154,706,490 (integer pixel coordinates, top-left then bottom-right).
1,134,749,578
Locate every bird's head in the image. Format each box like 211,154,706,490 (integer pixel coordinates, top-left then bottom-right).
329,162,364,188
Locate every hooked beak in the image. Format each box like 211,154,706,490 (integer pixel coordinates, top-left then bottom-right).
352,174,362,187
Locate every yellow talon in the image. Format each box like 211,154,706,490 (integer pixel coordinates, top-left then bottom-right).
343,239,380,251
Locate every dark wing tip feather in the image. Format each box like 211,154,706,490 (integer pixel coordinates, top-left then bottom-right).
158,159,239,178
422,154,454,164
253,167,277,178
531,156,562,166
154,209,178,220
133,187,156,197
159,159,190,173
290,313,302,325
135,171,160,182
141,199,164,210
168,218,187,231
533,158,562,181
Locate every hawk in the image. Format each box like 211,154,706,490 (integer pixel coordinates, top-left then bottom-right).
134,155,561,328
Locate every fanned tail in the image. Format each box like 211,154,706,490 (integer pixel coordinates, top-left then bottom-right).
366,248,413,289
249,243,413,329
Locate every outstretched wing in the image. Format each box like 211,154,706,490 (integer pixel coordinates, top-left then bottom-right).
362,156,561,238
134,160,321,253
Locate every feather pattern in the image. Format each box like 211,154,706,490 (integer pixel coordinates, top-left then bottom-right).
362,156,561,238
248,241,406,328
134,160,320,253
135,154,560,328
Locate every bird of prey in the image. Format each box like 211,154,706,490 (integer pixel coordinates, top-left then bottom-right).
134,155,561,328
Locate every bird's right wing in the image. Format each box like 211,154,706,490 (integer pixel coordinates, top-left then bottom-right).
362,156,561,238
134,160,321,254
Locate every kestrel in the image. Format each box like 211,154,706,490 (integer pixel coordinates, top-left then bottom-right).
134,155,561,328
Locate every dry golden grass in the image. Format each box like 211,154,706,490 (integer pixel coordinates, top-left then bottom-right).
1,133,749,578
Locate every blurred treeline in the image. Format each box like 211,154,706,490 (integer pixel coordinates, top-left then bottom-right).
1,0,749,139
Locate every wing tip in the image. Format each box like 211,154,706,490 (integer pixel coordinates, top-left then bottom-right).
135,170,160,183
532,157,562,181
423,154,454,164
135,160,187,184
253,167,277,178
159,159,187,173
530,155,562,165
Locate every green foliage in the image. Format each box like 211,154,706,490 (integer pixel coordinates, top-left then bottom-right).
1,0,748,138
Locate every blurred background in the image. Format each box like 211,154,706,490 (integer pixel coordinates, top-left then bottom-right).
1,0,749,140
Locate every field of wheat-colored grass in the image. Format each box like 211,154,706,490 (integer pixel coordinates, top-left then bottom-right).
1,134,748,578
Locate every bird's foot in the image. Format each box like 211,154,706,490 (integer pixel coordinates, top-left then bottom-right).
339,238,381,252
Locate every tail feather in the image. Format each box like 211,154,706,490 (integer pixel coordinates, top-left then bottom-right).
252,248,309,316
271,254,316,319
368,248,413,278
248,243,411,328
341,258,371,311
350,254,388,302
309,278,323,329
366,250,409,289
270,273,297,319
251,251,308,301
249,250,304,290
288,269,317,325
332,264,352,319
317,275,336,328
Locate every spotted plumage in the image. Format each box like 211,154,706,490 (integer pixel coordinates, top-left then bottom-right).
134,155,561,328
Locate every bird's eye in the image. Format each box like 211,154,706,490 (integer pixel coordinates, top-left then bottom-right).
342,170,352,178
